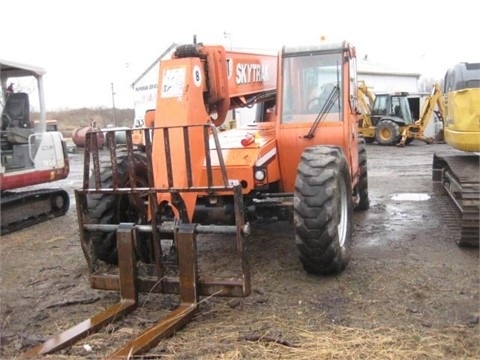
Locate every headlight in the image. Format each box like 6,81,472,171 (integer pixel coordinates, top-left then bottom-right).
254,169,266,181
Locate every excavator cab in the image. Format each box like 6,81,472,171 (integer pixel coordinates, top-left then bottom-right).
442,62,480,151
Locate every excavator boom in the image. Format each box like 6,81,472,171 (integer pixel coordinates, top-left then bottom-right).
397,83,445,146
357,80,375,127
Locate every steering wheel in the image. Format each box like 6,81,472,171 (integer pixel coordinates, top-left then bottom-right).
307,85,329,112
307,83,337,113
307,97,322,112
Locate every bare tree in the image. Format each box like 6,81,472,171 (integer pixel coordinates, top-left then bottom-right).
419,76,443,92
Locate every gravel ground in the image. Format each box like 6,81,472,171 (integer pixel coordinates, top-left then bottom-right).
0,141,478,359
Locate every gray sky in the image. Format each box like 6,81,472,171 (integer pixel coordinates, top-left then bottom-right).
2,0,478,109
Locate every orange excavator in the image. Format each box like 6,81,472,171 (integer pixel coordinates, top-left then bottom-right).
21,40,368,358
1,59,70,235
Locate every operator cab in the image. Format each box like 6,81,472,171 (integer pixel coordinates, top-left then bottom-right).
280,48,343,123
371,92,413,126
1,60,46,170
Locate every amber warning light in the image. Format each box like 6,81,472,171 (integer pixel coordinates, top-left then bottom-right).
241,133,255,146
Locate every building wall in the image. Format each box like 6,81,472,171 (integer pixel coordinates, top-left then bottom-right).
132,67,159,128
358,73,419,93
131,44,177,128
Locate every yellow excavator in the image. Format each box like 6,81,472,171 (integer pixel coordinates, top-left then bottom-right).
433,62,480,247
357,80,443,146
358,69,479,245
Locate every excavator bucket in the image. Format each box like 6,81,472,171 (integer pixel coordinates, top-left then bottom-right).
20,125,251,358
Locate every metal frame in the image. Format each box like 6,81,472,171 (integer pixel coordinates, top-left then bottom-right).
21,125,251,358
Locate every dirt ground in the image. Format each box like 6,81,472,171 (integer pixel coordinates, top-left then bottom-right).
1,141,479,359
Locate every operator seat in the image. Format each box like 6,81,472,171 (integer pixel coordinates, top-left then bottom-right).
2,92,36,144
394,105,401,116
1,92,30,130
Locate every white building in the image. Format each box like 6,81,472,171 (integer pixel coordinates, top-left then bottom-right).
357,58,420,93
130,43,177,129
357,59,440,138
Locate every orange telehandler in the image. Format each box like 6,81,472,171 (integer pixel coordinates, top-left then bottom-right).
21,41,369,358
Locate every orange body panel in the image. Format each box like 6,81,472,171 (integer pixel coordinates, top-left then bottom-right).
151,46,278,221
148,42,360,222
206,124,280,191
276,121,352,192
224,51,277,99
144,110,155,127
274,44,359,193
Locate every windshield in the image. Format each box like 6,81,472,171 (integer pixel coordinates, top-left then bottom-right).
396,97,413,124
281,52,343,123
372,94,414,125
1,75,39,113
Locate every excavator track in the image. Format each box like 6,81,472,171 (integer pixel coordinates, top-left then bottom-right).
433,153,480,247
1,188,70,235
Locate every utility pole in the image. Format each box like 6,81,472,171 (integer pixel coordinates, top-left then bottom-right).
223,31,232,50
111,82,117,126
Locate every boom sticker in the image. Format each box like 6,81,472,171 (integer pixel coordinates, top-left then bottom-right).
193,65,202,87
161,67,186,98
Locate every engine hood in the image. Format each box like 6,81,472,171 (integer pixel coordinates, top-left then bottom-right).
209,123,277,167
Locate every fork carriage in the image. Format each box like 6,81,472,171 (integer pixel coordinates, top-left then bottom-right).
21,125,252,359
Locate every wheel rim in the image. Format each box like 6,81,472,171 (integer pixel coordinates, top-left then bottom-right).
338,176,348,248
380,127,391,141
117,176,149,223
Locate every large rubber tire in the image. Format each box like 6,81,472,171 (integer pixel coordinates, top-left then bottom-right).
294,146,353,275
88,153,153,265
375,120,401,145
354,137,370,211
